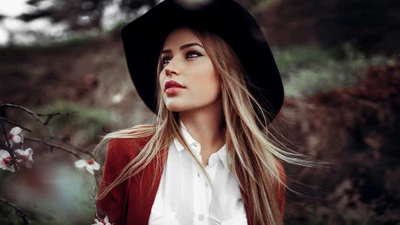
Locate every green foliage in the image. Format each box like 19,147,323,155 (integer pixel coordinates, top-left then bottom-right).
272,45,393,97
27,30,107,50
35,101,111,145
1,29,113,52
273,46,333,74
45,30,102,46
105,20,130,32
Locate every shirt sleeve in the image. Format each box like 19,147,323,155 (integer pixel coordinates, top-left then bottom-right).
96,138,131,225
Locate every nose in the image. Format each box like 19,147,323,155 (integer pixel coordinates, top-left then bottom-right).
164,61,180,77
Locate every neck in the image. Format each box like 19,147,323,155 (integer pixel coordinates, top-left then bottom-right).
179,100,225,153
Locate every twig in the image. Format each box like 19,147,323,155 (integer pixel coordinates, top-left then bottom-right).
36,112,73,125
24,137,81,159
36,112,72,117
0,104,55,137
0,117,32,132
0,197,30,225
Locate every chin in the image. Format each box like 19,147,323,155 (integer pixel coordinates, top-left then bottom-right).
165,103,186,112
165,102,194,112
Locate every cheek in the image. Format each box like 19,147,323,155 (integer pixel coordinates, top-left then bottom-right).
195,68,220,96
210,78,221,97
207,66,221,92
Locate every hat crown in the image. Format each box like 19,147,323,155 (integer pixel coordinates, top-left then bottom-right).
121,0,284,124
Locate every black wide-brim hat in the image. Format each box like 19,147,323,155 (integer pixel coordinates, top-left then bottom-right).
121,0,284,124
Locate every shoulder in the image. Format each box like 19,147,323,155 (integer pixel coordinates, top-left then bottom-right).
105,125,154,153
107,136,152,159
100,136,153,175
101,125,156,171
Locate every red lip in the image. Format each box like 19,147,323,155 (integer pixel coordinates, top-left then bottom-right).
164,80,185,91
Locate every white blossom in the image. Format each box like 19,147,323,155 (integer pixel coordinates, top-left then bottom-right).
15,148,34,168
0,149,15,172
75,159,100,175
8,126,23,147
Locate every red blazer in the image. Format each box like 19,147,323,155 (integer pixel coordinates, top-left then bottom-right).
96,137,286,225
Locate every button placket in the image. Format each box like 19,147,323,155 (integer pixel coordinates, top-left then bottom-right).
198,214,205,221
192,142,202,161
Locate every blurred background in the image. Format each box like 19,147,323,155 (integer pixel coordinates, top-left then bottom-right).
0,0,399,224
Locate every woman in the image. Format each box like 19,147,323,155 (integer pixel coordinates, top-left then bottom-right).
95,0,302,224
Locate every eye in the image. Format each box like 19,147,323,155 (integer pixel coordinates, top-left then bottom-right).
186,50,202,59
161,55,171,66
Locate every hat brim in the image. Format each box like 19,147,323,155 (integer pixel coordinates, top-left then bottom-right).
121,0,284,123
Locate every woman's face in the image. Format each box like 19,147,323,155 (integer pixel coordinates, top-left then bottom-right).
159,28,221,113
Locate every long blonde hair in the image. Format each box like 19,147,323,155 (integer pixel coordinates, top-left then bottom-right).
95,27,311,225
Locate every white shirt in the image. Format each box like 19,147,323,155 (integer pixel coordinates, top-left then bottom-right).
149,122,248,225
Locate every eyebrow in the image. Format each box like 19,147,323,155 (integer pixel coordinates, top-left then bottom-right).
161,43,204,54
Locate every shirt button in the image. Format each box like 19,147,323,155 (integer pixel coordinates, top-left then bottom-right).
198,214,204,221
205,182,209,187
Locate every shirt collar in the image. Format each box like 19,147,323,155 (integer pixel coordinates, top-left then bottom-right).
173,120,230,169
173,121,197,152
216,144,230,169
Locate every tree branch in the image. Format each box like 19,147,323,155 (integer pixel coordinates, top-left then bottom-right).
0,117,32,133
0,197,30,225
24,137,81,159
0,103,55,136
